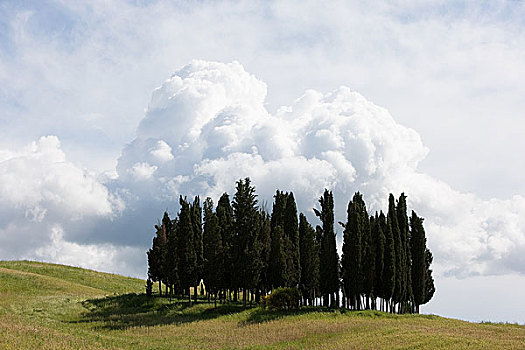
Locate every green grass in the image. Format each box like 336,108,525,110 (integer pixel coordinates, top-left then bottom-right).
1,260,524,349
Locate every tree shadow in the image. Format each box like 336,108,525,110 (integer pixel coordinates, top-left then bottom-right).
74,293,247,330
240,306,335,326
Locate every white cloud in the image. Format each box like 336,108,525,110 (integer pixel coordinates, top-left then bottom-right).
0,135,133,275
113,60,525,278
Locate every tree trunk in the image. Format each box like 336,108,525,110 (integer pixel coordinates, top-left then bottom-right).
158,281,162,297
194,284,198,304
188,287,192,306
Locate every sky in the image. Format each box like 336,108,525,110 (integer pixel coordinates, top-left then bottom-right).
1,0,524,324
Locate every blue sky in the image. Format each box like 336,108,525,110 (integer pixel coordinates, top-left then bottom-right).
1,0,525,323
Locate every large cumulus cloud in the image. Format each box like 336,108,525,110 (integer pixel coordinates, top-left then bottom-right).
112,60,524,278
1,60,524,279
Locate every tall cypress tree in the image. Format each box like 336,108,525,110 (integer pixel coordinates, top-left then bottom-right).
164,213,179,297
388,194,404,311
177,196,197,305
341,193,363,310
257,208,272,299
314,189,339,307
203,197,223,307
410,210,426,313
268,191,288,289
191,196,203,303
147,215,168,296
216,193,234,299
283,192,300,287
372,213,385,310
397,193,412,313
232,177,261,307
299,213,320,306
383,212,396,312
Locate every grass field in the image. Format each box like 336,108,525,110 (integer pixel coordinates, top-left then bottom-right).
0,260,524,349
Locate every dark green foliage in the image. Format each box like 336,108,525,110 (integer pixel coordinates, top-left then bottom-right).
283,192,300,287
268,225,287,289
147,216,168,287
203,197,223,296
164,213,179,292
269,191,288,289
423,248,435,305
216,193,234,291
262,287,301,310
383,213,396,304
146,181,435,314
397,193,412,311
258,209,272,295
389,194,404,307
410,211,426,311
315,189,339,307
232,178,262,306
299,213,319,305
372,213,385,300
177,196,197,302
341,192,365,309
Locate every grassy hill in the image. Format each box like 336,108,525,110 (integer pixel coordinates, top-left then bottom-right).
1,261,523,349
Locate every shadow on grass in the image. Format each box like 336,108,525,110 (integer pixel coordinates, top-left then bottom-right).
75,293,247,330
240,306,335,326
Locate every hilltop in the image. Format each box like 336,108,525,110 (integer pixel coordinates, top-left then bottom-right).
0,260,523,349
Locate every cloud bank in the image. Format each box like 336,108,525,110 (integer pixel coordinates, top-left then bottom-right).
1,60,524,278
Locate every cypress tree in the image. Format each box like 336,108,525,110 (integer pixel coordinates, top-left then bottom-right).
314,189,339,307
191,196,203,303
203,197,223,307
283,192,300,287
397,193,412,313
147,216,168,296
216,193,234,299
299,213,320,306
362,212,374,310
341,193,362,310
164,213,179,297
232,177,261,307
257,208,272,300
268,191,288,289
372,213,385,310
423,248,435,305
388,194,404,312
383,212,396,312
410,210,426,313
177,196,197,305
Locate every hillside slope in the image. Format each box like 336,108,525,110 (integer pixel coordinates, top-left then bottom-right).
1,260,523,349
